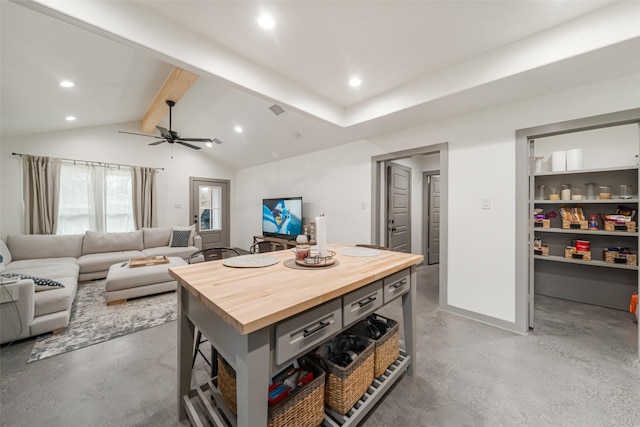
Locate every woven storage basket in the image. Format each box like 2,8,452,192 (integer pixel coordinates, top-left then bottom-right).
347,314,399,378
562,219,588,230
564,247,591,261
217,356,325,427
324,335,374,415
603,250,638,266
533,245,550,256
604,221,637,232
533,219,550,228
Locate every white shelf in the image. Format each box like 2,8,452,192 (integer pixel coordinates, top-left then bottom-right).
534,254,638,270
535,166,638,176
533,198,638,204
533,228,638,237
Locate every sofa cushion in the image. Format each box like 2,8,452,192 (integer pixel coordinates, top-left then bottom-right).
170,230,191,247
3,263,79,280
6,234,84,261
4,258,78,271
0,240,11,265
82,230,143,255
142,246,198,259
1,272,65,291
169,225,196,247
77,250,145,274
142,227,171,248
34,277,77,317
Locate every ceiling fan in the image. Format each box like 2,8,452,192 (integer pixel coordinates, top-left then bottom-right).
118,100,212,150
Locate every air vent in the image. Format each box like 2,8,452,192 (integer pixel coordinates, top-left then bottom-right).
213,138,223,145
268,104,286,116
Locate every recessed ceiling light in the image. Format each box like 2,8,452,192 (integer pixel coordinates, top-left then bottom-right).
65,116,76,121
60,80,74,88
258,14,275,30
206,142,213,148
234,126,243,133
349,77,362,87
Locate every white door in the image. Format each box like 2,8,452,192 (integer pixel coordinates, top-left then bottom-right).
190,178,230,249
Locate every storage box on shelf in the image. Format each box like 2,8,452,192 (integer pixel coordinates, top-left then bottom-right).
604,221,637,232
533,245,550,256
562,219,588,230
603,250,638,266
217,356,326,427
564,246,592,261
347,314,399,378
533,219,550,228
322,334,375,415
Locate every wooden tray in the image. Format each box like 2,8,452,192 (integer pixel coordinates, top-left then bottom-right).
128,256,170,268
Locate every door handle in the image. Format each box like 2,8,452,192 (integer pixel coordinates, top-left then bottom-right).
389,227,397,232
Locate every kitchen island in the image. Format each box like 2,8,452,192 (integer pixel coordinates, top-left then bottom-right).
169,244,423,426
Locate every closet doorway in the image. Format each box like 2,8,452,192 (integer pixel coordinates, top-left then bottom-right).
371,143,449,308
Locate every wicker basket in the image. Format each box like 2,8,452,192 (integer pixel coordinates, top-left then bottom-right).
347,314,399,378
533,219,550,229
562,220,588,230
604,221,637,232
533,245,550,256
564,247,591,261
323,334,375,415
603,250,638,266
217,356,326,427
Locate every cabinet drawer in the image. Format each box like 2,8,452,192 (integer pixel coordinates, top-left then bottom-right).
383,268,410,303
342,280,383,327
275,298,342,365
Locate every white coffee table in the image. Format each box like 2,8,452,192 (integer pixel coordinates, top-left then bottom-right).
105,256,186,305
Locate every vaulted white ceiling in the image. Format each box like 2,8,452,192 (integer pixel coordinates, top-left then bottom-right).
2,0,640,168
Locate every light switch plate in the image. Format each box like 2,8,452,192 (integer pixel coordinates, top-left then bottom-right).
481,199,491,209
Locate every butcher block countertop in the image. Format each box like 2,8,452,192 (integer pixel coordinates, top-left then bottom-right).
169,244,423,335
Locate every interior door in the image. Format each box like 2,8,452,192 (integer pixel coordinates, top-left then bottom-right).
190,178,230,249
428,174,441,264
386,162,411,252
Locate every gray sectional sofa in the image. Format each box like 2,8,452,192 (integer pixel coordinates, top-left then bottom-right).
0,227,201,344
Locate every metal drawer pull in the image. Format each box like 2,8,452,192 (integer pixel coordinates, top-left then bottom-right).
358,296,377,307
391,279,407,289
303,320,330,337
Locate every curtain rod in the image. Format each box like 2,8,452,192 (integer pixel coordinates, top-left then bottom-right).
11,152,164,171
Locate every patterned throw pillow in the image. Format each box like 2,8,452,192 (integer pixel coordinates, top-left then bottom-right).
0,273,65,291
170,230,192,247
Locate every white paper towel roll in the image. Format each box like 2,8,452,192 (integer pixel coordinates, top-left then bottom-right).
315,215,327,257
551,151,566,172
566,148,583,171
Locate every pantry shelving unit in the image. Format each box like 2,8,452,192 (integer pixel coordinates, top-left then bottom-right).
531,159,639,311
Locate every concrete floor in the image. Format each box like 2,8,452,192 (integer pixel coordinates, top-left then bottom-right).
1,265,638,426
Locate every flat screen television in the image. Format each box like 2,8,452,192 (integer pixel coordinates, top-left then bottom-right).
262,197,303,240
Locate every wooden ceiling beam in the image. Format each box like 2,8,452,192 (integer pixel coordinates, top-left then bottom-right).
141,67,199,134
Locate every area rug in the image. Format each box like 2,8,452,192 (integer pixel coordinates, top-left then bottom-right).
28,281,176,363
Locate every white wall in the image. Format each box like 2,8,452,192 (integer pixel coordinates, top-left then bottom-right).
534,124,638,172
234,72,640,324
233,140,384,250
0,123,235,238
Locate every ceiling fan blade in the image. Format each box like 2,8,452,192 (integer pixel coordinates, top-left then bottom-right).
156,126,174,142
118,130,162,139
178,137,213,142
148,140,166,146
177,141,202,150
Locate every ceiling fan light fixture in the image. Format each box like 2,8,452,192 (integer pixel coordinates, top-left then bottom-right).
206,142,213,148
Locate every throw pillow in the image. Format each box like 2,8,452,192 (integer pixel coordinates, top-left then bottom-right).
0,273,65,291
169,225,195,247
170,230,192,247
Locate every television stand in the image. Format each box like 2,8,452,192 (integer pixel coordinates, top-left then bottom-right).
253,235,315,250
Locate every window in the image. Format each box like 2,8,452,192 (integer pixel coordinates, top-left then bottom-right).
198,184,222,232
57,164,134,235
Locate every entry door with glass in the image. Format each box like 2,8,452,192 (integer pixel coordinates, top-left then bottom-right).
190,178,230,249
